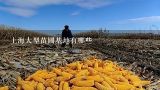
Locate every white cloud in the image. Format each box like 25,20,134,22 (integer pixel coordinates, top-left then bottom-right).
71,11,80,16
0,0,114,17
2,0,112,8
0,6,36,17
2,0,66,8
127,16,160,23
76,0,112,9
115,16,160,24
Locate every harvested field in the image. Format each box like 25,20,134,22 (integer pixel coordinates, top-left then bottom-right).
89,39,160,89
0,39,160,90
0,27,159,89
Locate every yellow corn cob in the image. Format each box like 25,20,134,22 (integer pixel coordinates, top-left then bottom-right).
70,76,85,84
59,81,65,90
95,82,108,90
63,82,70,90
101,75,117,84
94,61,99,68
110,75,128,83
113,71,123,75
32,76,45,83
84,60,93,67
16,86,21,90
43,73,57,79
114,84,134,90
132,81,150,87
51,84,58,90
102,76,117,90
37,83,45,90
76,62,82,70
37,72,48,79
16,85,21,90
75,70,89,77
135,87,144,90
44,78,55,87
45,82,56,89
66,69,77,75
17,76,23,85
67,62,77,67
141,81,150,86
52,68,62,75
87,67,98,75
30,80,38,89
46,87,53,90
22,84,34,90
71,86,98,90
82,64,88,69
73,80,94,87
86,75,103,82
101,81,113,90
25,75,33,81
29,70,48,79
54,81,59,85
0,86,8,90
126,75,141,82
61,72,73,78
94,67,104,72
117,82,129,85
56,76,70,82
104,66,115,72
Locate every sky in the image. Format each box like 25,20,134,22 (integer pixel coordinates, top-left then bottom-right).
0,0,160,30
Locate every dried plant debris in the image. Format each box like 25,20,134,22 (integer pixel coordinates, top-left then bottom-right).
0,44,102,90
0,39,160,90
89,39,160,79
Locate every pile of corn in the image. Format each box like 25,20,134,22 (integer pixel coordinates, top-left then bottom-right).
0,57,150,90
0,86,8,90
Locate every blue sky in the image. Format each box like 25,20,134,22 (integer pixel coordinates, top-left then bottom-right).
0,0,160,30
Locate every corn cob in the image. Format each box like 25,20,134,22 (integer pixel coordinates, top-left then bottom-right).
0,86,8,90
22,83,34,90
52,68,62,76
12,57,150,90
114,84,134,90
32,76,45,83
46,87,53,90
71,86,98,90
70,76,85,84
95,82,108,90
101,81,113,90
63,82,70,90
86,75,103,82
37,83,45,90
61,72,73,78
59,81,65,90
73,80,94,87
56,76,70,82
75,70,89,77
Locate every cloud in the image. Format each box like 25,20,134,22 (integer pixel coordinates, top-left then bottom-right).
115,16,160,24
71,11,80,16
0,6,36,17
2,0,112,9
76,0,112,9
127,16,160,23
0,0,114,17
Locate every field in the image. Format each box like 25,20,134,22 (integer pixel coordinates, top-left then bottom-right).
0,25,48,46
0,28,160,90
